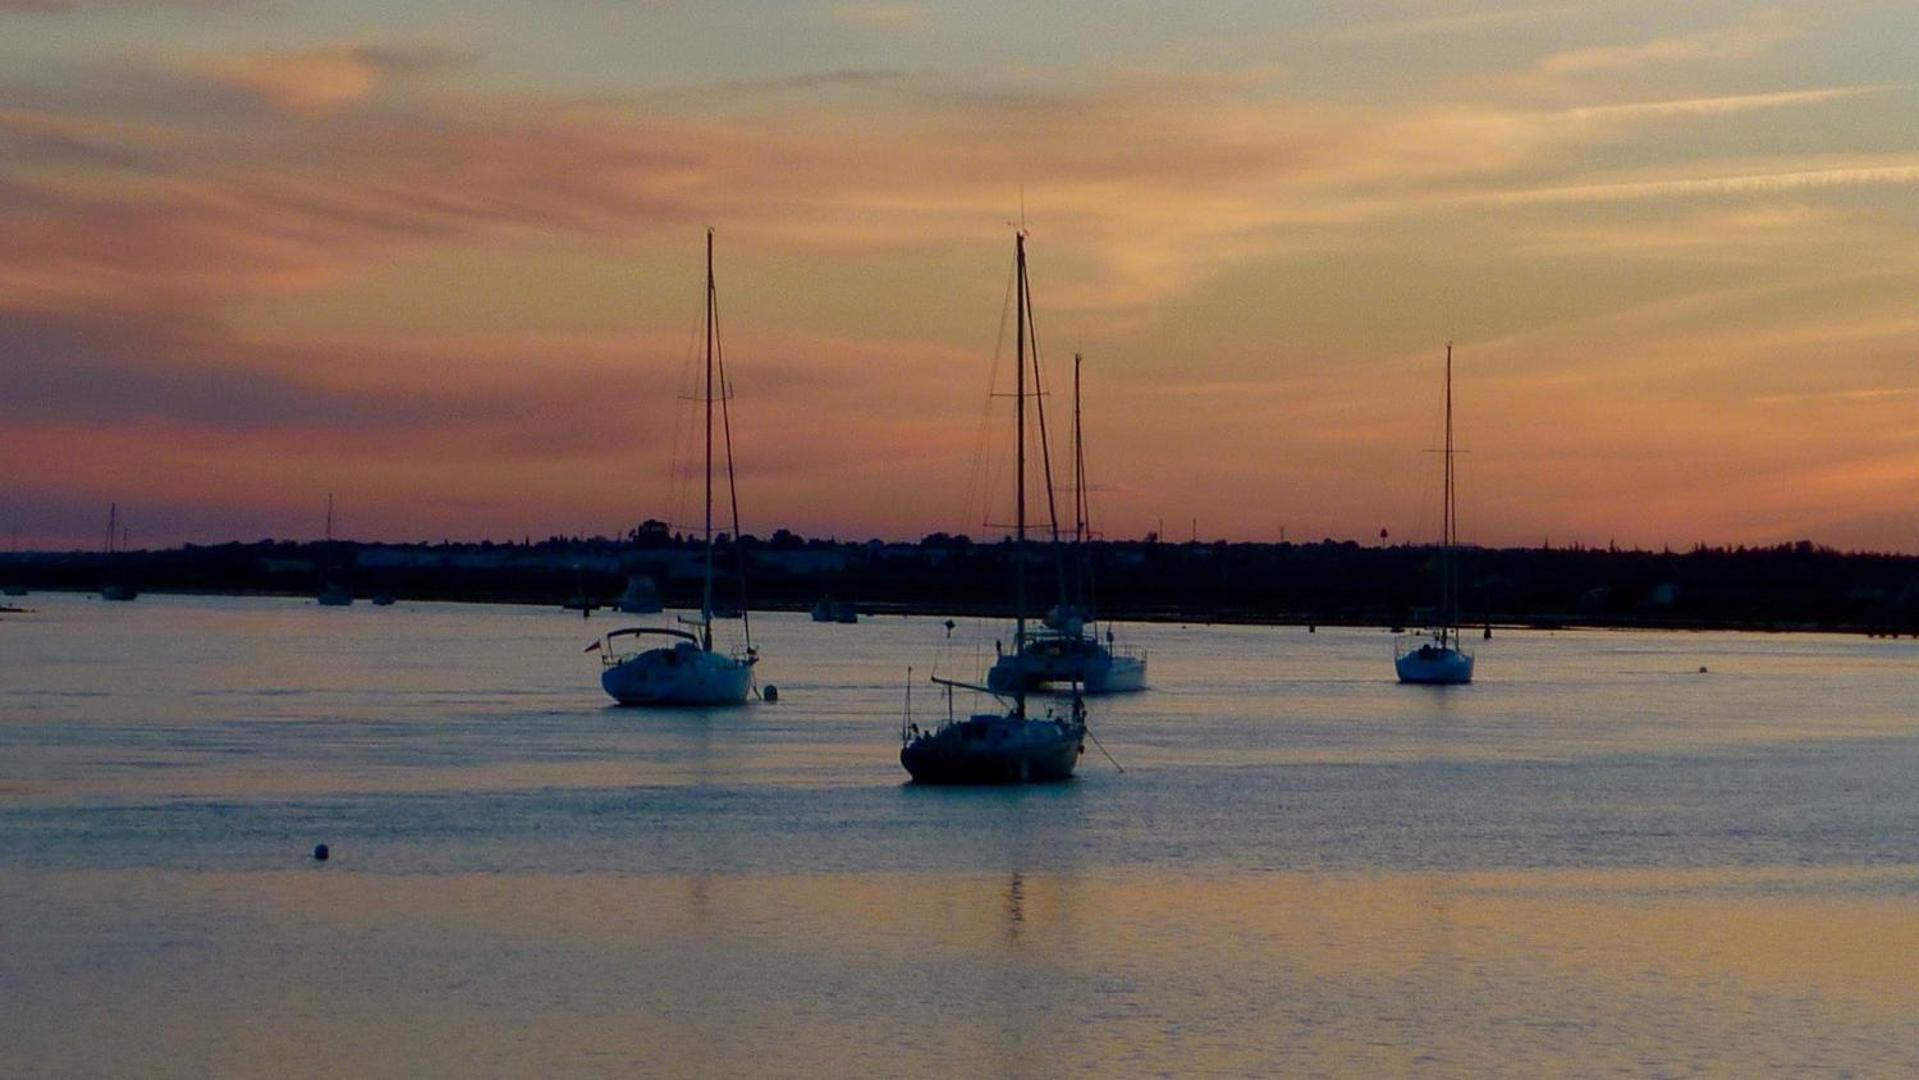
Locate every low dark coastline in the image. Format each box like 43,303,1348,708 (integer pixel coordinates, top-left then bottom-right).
9,527,1919,636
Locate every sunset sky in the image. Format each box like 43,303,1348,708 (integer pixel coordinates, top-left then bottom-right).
5,1,1917,551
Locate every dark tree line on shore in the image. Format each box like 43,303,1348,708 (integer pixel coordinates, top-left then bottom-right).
6,526,1919,634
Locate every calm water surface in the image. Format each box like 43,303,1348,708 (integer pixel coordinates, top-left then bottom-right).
3,594,1917,1075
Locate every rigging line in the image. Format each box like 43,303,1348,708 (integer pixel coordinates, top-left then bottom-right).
664,278,705,547
1020,259,1069,606
1084,720,1125,774
1074,353,1100,621
711,256,752,654
960,259,1018,535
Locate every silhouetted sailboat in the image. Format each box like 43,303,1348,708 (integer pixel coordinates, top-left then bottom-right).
99,503,137,602
316,493,353,606
2,526,24,596
987,351,1146,694
1395,343,1475,685
902,231,1085,784
590,229,759,706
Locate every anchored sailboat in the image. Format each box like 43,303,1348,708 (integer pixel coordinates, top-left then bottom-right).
1395,343,1475,685
590,230,759,706
986,351,1146,694
316,493,353,606
99,503,137,602
901,231,1086,784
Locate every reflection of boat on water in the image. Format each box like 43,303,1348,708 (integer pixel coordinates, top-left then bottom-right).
593,230,759,706
810,599,857,623
901,231,1084,785
615,574,662,614
986,352,1145,694
1395,343,1475,686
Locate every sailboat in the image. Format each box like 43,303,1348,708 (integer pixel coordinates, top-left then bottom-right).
316,492,353,606
986,352,1146,694
1395,343,1475,685
2,527,24,597
99,503,137,601
589,229,759,706
901,231,1086,784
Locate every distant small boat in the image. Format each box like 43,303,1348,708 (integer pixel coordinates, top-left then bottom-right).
315,494,353,606
615,575,663,614
1,585,25,598
371,593,396,607
99,502,136,602
902,231,1084,784
1395,343,1475,686
811,599,857,623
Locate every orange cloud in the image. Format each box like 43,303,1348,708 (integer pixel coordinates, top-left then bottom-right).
192,44,469,116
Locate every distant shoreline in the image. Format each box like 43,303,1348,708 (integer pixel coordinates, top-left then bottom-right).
7,583,1916,639
5,532,1917,638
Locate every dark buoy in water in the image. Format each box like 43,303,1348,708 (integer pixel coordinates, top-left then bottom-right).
1484,624,1493,640
1307,624,1316,633
313,843,329,862
1698,665,1708,674
943,619,955,638
762,685,779,703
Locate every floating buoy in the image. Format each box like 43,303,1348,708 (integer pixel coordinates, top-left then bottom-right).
313,843,329,861
1307,624,1315,633
762,685,779,703
1698,666,1708,674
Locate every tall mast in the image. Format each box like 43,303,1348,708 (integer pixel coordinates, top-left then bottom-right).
1014,231,1028,720
1072,354,1083,544
325,492,335,543
105,503,117,556
701,227,716,649
712,236,753,654
1442,342,1455,646
1072,352,1087,606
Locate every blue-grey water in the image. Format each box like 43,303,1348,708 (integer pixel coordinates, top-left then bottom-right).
3,593,1917,1075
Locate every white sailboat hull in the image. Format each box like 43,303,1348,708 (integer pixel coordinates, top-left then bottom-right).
601,644,754,706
